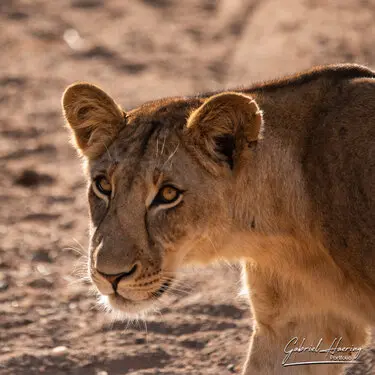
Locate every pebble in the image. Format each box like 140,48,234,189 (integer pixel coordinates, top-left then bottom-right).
71,0,103,8
0,280,9,292
68,302,77,310
63,29,85,50
0,273,9,292
36,264,51,276
28,278,53,289
51,346,68,355
227,363,236,373
32,249,52,263
15,169,54,187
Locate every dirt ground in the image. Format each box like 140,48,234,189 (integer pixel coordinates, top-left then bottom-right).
1,0,374,374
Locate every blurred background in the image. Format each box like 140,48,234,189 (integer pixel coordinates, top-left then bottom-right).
1,0,374,374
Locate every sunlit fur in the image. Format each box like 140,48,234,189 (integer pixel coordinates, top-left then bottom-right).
63,64,375,375
62,82,126,158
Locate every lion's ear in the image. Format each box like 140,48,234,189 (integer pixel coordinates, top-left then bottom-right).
186,92,263,172
62,83,126,159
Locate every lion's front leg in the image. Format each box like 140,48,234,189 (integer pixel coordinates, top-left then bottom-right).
243,262,367,375
244,321,347,375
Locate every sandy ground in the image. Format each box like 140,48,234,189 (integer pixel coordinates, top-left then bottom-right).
1,0,374,374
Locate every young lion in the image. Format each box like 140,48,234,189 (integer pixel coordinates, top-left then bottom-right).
62,64,375,375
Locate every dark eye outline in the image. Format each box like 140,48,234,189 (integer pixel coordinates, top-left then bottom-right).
152,185,183,206
94,176,112,197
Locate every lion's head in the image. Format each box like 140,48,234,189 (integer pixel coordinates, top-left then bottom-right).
62,83,263,316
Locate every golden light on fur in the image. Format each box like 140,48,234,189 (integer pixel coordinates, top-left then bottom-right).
186,92,263,174
187,92,263,143
62,82,126,159
63,64,375,375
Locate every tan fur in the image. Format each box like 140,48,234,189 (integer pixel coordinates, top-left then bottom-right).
62,82,125,158
186,92,263,174
62,64,375,375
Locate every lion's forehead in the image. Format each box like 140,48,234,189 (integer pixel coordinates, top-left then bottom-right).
126,96,201,121
88,98,203,190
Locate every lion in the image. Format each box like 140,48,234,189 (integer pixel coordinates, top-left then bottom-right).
62,63,375,375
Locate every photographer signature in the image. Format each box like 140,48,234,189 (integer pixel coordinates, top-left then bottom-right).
283,337,362,367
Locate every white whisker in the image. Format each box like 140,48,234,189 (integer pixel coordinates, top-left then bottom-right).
103,142,114,162
62,246,87,257
162,142,179,169
160,133,167,155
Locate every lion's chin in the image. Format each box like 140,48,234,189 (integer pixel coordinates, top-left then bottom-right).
98,293,158,318
97,280,172,319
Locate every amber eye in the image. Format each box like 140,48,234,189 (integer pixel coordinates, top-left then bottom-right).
153,185,181,205
94,176,112,197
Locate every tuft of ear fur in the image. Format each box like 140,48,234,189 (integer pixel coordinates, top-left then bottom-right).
186,92,263,172
62,82,126,159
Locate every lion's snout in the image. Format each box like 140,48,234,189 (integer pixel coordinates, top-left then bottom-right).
96,262,140,292
90,239,171,310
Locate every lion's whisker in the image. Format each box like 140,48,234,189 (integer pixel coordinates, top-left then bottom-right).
62,246,87,256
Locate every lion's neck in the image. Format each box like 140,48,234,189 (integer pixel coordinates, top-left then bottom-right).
231,133,312,237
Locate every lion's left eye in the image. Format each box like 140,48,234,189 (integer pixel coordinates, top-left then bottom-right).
94,176,112,197
153,185,181,205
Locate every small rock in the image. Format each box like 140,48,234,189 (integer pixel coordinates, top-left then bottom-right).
0,260,11,269
8,11,28,20
96,371,108,375
71,0,103,8
51,346,68,355
0,279,9,292
0,272,10,291
59,220,75,230
142,0,171,8
36,264,51,276
68,302,77,310
15,169,54,188
31,28,59,41
32,249,52,263
135,338,146,344
28,278,53,289
63,28,85,51
227,363,236,373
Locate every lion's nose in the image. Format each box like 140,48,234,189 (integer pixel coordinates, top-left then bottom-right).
98,263,139,291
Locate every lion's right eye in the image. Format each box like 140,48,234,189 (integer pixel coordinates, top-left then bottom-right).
151,185,182,207
93,176,112,197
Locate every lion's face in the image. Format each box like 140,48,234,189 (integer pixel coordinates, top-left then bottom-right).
62,84,263,316
86,114,228,315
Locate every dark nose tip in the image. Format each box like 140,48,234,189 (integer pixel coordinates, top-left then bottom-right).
98,263,138,291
